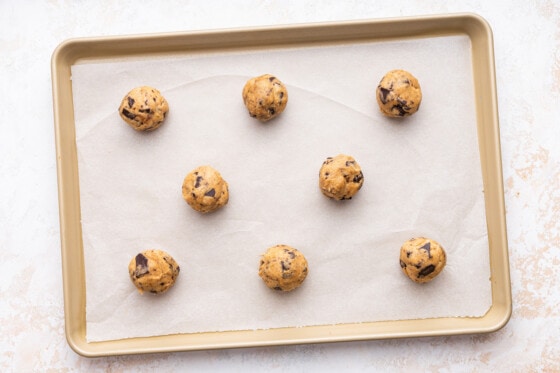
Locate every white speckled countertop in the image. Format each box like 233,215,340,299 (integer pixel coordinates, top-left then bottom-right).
1,0,559,371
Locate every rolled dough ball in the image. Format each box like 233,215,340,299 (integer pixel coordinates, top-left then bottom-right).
376,70,422,117
318,154,364,200
182,165,229,213
259,245,308,292
242,74,288,121
128,249,180,294
399,237,446,283
118,86,169,131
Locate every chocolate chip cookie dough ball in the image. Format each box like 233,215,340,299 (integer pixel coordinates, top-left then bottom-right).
259,245,308,292
376,70,422,117
128,249,180,294
182,165,229,213
242,74,288,121
118,86,169,131
319,154,364,200
399,237,446,283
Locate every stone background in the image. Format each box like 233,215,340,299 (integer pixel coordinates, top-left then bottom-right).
1,1,558,371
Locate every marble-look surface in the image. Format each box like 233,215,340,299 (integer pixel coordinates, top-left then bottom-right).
1,0,558,371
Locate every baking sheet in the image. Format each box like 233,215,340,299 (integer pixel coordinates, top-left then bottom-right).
71,35,492,342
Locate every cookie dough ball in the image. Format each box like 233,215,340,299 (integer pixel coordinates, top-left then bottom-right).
399,237,446,283
376,70,422,117
118,86,169,131
259,245,308,291
319,154,364,200
242,74,288,121
128,249,180,294
182,165,229,213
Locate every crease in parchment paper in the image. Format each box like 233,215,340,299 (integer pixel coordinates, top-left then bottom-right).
71,35,493,342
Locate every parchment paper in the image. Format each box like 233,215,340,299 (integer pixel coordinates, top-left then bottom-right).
71,35,492,342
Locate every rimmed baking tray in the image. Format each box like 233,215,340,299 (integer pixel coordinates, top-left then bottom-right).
51,13,511,357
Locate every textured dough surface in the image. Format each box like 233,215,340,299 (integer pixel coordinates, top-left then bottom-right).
242,74,288,121
182,165,229,213
128,249,180,294
319,154,364,200
399,237,446,283
118,86,169,131
259,245,308,292
376,70,422,117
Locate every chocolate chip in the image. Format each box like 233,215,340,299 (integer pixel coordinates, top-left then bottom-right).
279,92,284,99
273,286,282,291
150,290,158,294
269,76,276,82
268,108,275,115
400,259,406,268
288,251,295,259
345,160,356,166
134,253,149,278
135,253,148,267
204,188,216,197
121,108,136,120
406,251,412,258
397,98,408,107
418,264,435,277
323,157,333,165
194,176,203,188
391,104,407,116
127,96,135,108
403,79,410,85
379,87,391,104
420,242,432,258
352,172,363,183
138,108,152,113
144,99,148,105
281,261,291,271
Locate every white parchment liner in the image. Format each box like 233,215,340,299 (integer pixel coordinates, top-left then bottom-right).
71,35,492,342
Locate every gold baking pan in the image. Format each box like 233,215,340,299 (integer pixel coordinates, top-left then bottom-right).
51,13,511,357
